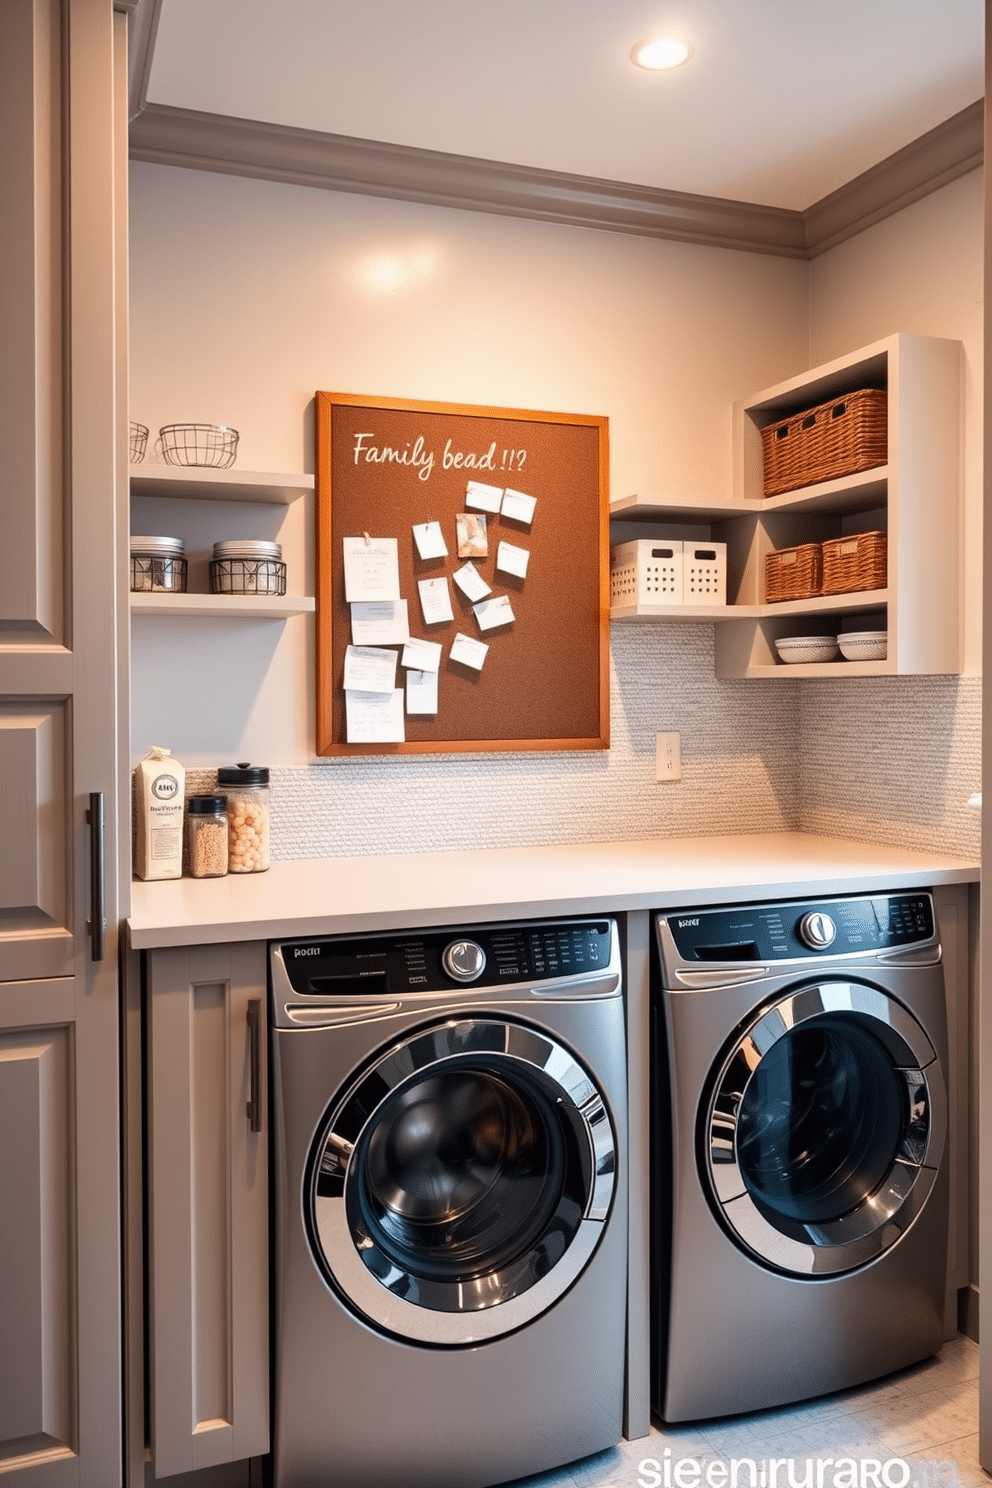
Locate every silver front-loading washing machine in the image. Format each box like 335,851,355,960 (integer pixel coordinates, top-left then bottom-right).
269,916,627,1488
652,890,949,1422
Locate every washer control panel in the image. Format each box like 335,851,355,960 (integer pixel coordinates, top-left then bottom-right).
664,892,935,964
276,918,614,996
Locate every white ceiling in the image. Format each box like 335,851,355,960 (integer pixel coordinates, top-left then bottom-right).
145,0,984,211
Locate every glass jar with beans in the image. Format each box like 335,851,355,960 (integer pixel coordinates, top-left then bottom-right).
216,763,270,873
187,795,229,878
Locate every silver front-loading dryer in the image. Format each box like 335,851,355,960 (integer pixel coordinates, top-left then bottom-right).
653,890,949,1422
269,917,627,1488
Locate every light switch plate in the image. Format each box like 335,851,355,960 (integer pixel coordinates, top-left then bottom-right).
656,731,682,781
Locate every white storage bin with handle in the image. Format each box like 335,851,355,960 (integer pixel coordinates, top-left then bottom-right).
682,542,727,605
610,539,684,606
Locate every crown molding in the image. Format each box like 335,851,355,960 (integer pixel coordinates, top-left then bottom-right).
124,0,163,121
128,104,808,257
803,99,983,257
128,97,983,261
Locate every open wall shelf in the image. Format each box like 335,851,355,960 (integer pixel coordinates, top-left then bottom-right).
610,332,961,679
128,464,314,618
130,467,313,504
130,593,315,619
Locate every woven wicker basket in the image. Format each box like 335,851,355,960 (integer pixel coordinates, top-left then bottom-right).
821,530,887,595
765,542,822,603
761,388,887,497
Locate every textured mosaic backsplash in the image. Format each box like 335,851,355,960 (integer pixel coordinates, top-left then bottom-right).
239,626,979,864
797,674,981,859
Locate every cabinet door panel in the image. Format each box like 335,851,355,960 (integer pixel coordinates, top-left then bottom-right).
0,1026,72,1455
0,0,63,648
147,943,269,1479
0,984,77,1485
0,701,72,980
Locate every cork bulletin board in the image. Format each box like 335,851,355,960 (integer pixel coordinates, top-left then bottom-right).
315,392,609,756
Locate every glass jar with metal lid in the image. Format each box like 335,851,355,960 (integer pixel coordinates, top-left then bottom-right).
216,763,270,873
210,540,286,596
186,794,229,879
130,535,188,593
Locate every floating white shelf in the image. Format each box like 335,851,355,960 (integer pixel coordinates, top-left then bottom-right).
130,593,315,619
610,493,764,521
758,588,888,618
130,466,313,505
732,658,894,680
610,589,888,624
611,468,888,524
610,603,762,622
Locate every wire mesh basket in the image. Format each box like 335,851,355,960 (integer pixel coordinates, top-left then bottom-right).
131,554,188,592
157,423,239,469
209,558,286,596
130,536,187,593
129,421,149,463
209,540,286,596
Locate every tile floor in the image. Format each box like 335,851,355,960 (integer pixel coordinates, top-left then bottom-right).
507,1336,984,1488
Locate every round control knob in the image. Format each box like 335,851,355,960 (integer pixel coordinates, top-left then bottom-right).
442,939,487,983
798,911,837,951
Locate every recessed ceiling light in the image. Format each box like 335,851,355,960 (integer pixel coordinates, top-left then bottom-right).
631,36,693,71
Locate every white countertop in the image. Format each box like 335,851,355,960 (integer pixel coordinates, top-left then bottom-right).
127,831,980,949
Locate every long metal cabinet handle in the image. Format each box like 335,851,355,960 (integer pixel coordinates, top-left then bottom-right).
86,792,105,962
246,999,262,1132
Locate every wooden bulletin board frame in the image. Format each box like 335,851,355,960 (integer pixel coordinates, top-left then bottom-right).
315,392,609,756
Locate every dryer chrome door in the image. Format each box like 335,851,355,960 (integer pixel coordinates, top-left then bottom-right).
306,1016,617,1344
704,980,947,1277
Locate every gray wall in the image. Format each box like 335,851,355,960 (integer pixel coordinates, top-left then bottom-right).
129,162,981,863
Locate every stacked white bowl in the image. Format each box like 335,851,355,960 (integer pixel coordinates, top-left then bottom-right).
837,630,887,660
774,635,839,664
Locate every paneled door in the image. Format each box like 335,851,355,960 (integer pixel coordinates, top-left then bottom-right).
0,0,128,1481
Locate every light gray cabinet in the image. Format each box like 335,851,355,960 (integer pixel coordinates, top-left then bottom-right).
0,0,128,1481
144,943,269,1479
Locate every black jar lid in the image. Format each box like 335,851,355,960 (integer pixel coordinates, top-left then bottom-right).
217,762,269,786
188,794,228,815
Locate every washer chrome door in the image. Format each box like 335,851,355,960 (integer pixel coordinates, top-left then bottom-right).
704,980,946,1277
306,1016,617,1344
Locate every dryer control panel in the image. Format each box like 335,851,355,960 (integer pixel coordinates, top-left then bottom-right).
664,892,935,964
276,918,615,996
